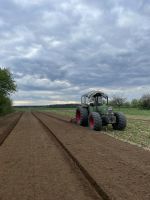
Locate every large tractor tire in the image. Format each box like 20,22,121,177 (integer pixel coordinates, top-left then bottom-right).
76,107,88,126
112,112,127,130
88,112,102,131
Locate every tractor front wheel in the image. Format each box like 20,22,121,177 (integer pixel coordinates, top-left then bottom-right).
76,107,88,126
112,112,127,130
88,112,102,131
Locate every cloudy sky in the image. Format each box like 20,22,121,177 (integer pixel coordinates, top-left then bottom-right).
0,0,150,105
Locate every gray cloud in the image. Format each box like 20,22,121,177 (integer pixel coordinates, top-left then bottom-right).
0,0,150,105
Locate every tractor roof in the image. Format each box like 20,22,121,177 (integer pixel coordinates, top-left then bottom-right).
82,90,108,99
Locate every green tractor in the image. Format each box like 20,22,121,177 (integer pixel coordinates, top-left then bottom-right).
76,91,127,131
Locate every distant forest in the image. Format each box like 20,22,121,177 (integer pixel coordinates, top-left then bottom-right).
14,104,80,109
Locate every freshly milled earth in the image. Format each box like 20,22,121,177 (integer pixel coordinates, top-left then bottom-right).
0,112,150,200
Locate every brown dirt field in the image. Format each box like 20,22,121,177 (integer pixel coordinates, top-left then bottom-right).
0,112,102,200
36,111,150,200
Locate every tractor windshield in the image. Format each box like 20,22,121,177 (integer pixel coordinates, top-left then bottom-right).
94,95,108,105
81,91,108,105
97,96,108,105
81,95,108,105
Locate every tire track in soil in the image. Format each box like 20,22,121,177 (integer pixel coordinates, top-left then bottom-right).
32,112,110,200
0,112,103,200
0,112,23,146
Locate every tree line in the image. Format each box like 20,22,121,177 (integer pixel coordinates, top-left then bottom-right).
47,95,150,109
109,94,150,109
0,68,16,115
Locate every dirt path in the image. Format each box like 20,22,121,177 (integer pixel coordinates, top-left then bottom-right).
0,112,101,200
36,111,150,200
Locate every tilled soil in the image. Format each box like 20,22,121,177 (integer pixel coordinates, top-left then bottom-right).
35,111,150,200
0,112,20,135
0,112,101,200
0,111,150,200
0,112,22,144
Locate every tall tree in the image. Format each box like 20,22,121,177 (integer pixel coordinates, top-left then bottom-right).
0,68,16,96
110,95,127,108
0,68,17,115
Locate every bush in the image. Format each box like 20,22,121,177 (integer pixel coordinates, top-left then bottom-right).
139,94,150,109
123,101,131,108
131,99,140,108
0,95,13,115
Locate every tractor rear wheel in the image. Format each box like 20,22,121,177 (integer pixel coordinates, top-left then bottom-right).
76,107,88,126
112,112,126,130
88,112,102,131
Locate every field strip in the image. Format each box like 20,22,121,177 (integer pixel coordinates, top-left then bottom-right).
38,111,71,123
0,112,23,146
40,111,150,151
33,111,150,199
32,112,111,200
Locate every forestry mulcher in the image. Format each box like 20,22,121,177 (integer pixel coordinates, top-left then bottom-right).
75,91,127,131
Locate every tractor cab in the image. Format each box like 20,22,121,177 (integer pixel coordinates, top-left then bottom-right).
81,91,108,106
81,91,108,114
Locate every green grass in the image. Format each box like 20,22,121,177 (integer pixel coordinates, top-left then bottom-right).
114,107,150,117
46,108,75,117
38,107,150,118
14,106,150,115
106,120,150,148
